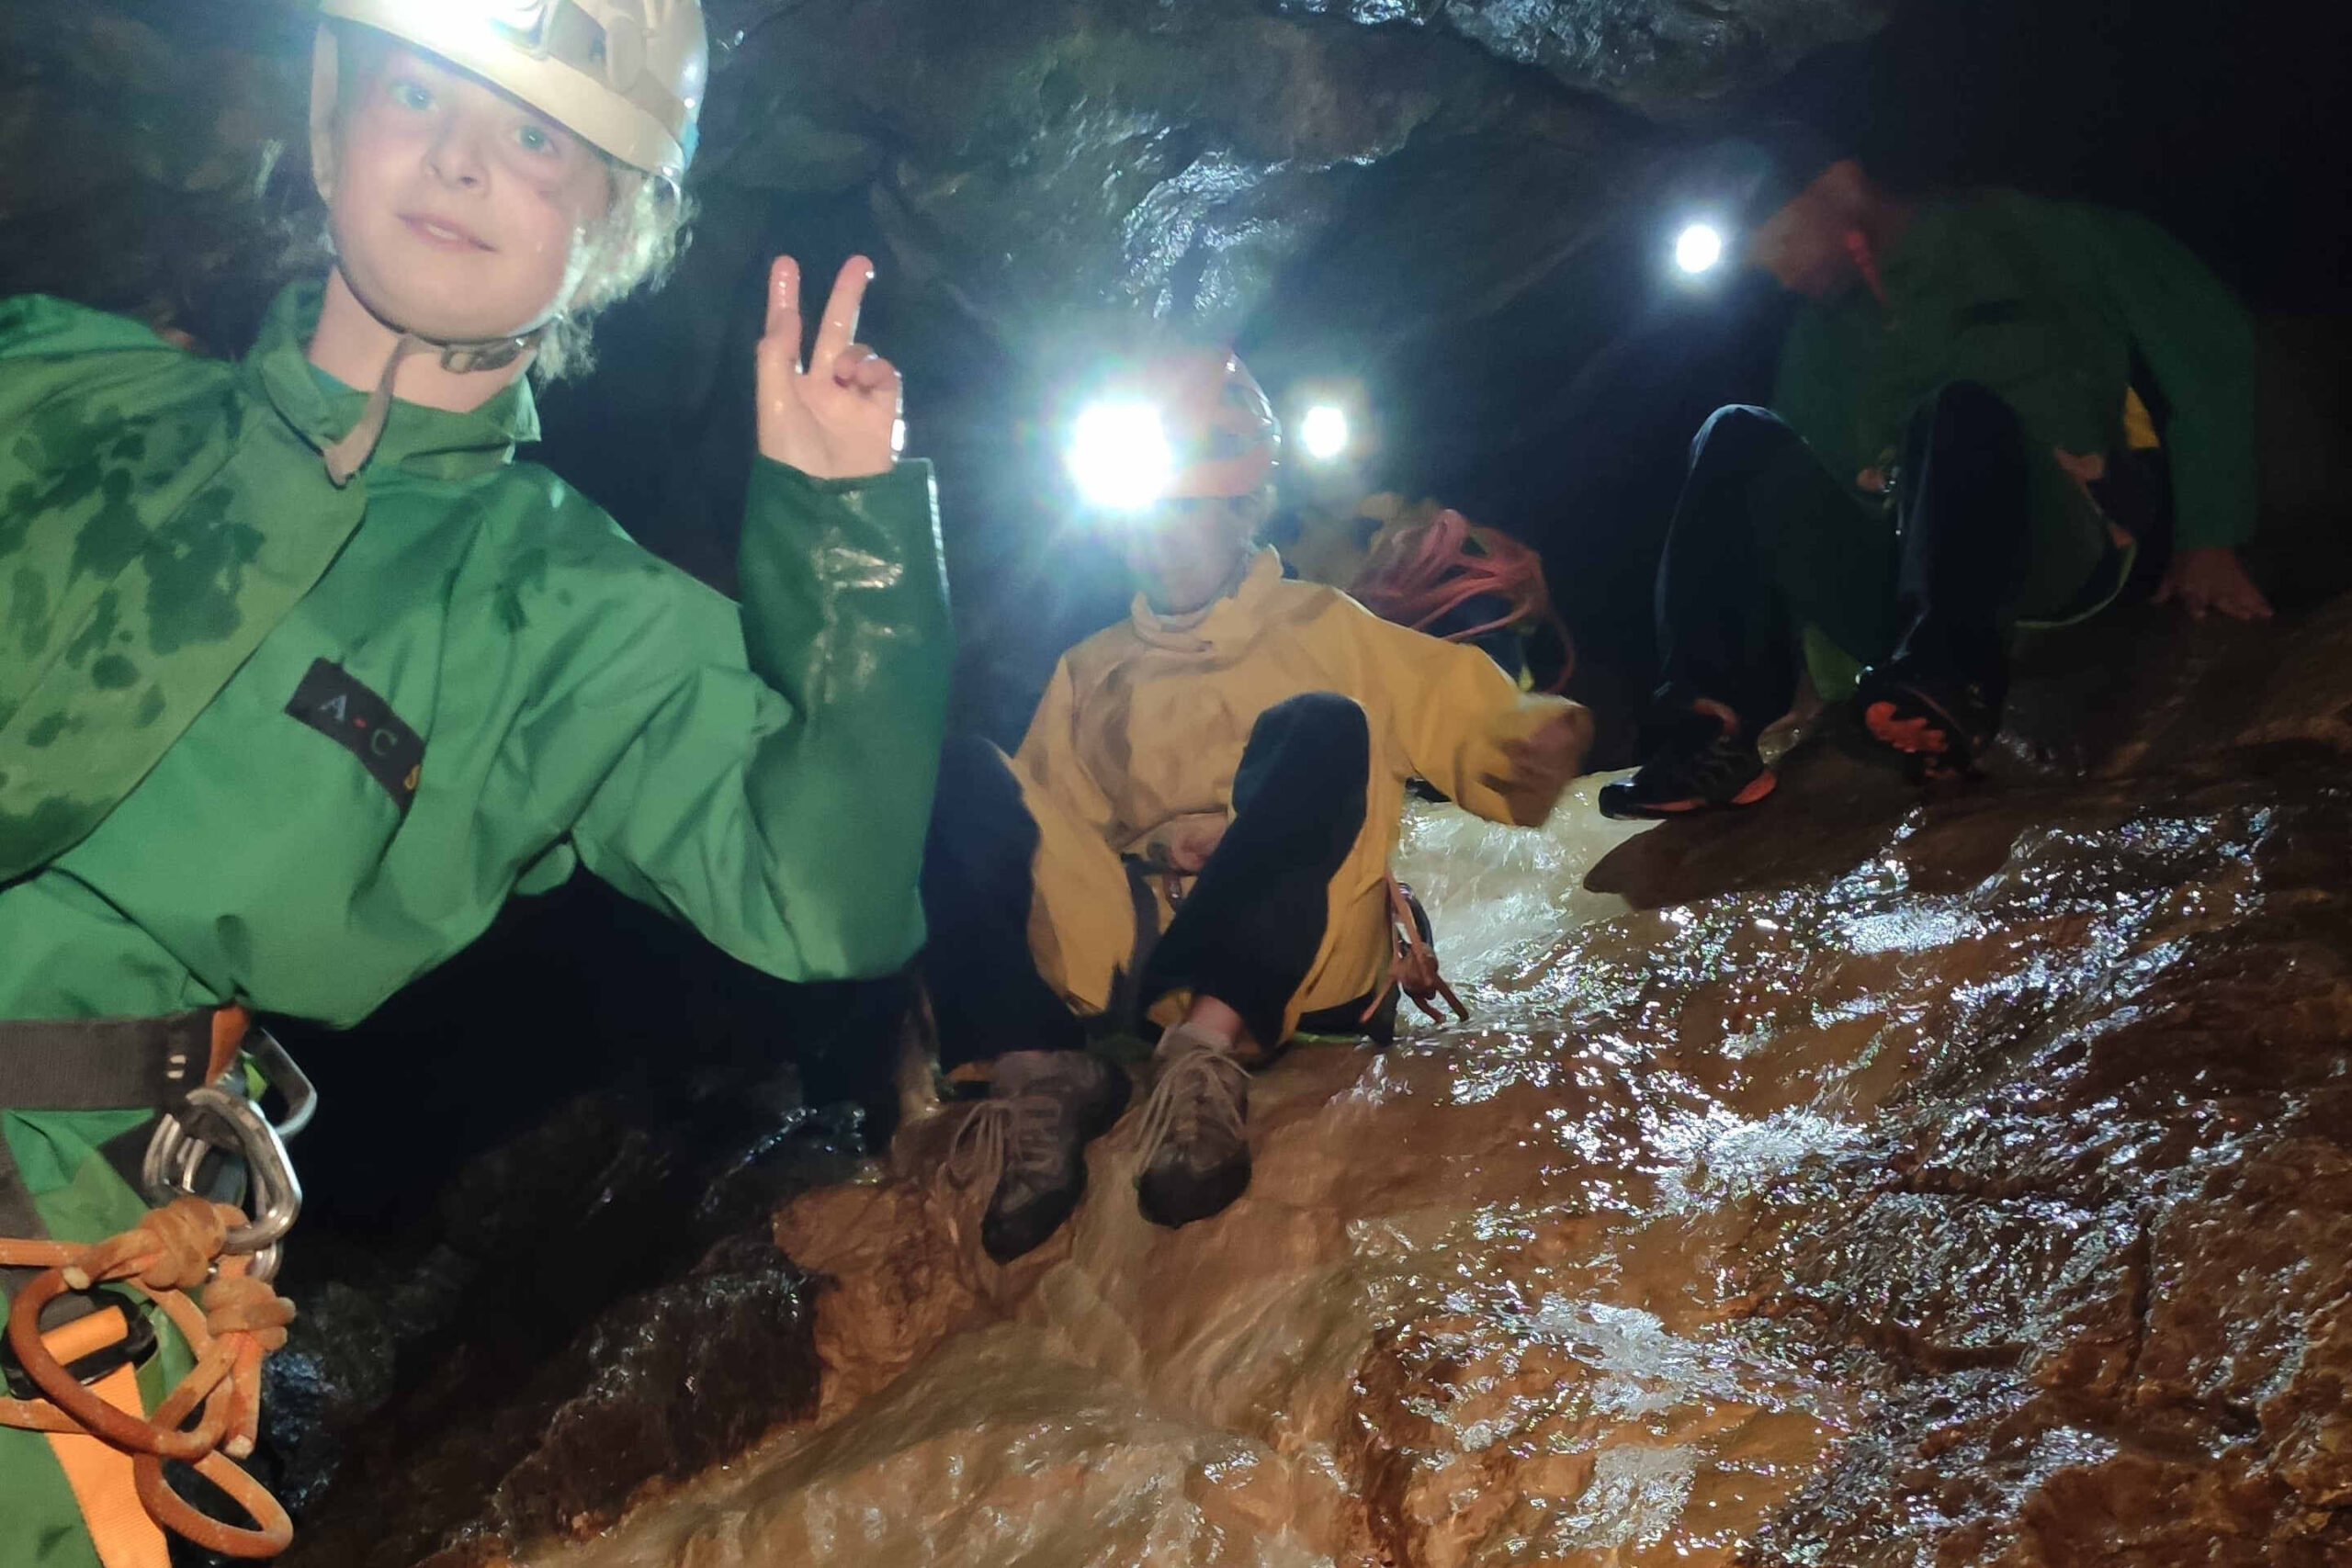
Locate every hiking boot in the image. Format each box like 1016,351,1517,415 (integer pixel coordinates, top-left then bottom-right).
1598,700,1776,820
945,1049,1130,1263
1133,1023,1252,1228
1856,660,2000,780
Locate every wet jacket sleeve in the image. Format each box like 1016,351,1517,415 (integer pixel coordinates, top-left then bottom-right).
1352,606,1572,827
1012,655,1124,844
2075,206,2257,550
567,458,953,980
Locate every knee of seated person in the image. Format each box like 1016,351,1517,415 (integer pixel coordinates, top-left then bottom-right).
1690,403,1793,467
1255,691,1370,753
1925,379,2022,438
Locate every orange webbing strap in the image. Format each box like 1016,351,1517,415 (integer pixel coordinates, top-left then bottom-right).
209,1004,252,1089
45,1360,171,1568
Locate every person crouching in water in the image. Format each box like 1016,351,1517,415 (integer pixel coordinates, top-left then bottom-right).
0,4,947,1557
920,351,1594,1262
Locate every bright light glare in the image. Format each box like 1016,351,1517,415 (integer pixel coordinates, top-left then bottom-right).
1300,404,1350,462
1067,401,1174,510
1675,221,1725,274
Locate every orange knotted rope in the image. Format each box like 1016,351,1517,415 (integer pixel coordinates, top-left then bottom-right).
1349,509,1576,692
2,1195,297,1557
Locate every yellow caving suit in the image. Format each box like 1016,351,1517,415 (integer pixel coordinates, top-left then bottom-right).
1012,547,1573,1038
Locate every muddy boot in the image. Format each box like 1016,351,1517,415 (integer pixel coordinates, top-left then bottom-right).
946,1049,1130,1263
1133,1023,1253,1228
1856,660,2000,781
1598,698,1776,820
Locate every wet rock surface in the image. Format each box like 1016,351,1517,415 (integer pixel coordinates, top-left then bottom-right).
517,598,2351,1566
1274,0,1883,116
231,950,906,1568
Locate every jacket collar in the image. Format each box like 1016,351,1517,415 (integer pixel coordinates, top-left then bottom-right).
1129,546,1284,651
243,279,538,482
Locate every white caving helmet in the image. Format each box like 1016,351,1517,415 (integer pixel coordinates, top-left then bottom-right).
313,0,707,183
306,0,709,483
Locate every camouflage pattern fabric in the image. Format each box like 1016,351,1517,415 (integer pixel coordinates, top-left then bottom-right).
0,288,368,881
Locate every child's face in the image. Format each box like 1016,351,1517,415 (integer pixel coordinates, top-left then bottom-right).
329,44,613,344
1125,495,1259,615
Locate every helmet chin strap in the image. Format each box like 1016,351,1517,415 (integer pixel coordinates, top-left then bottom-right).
319,296,542,488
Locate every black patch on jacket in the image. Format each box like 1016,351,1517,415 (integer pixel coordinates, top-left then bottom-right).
285,660,424,813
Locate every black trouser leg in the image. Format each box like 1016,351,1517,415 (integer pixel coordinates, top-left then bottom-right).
919,734,1086,1071
1652,405,1881,737
1886,379,2033,695
1139,693,1371,1055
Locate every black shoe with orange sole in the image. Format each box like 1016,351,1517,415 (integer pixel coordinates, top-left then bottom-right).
1855,664,1999,782
1598,705,1778,820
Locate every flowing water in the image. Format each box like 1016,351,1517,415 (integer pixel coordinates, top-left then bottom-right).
527,756,2352,1567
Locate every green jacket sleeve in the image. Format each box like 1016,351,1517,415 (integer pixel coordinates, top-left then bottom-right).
565,457,953,981
2075,205,2257,549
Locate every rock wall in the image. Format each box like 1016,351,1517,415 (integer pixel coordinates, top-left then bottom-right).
0,0,1879,347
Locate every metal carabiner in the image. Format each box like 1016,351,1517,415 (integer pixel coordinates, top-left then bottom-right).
243,1028,317,1142
141,1088,303,1279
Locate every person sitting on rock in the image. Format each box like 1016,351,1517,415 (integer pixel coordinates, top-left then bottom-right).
0,5,947,1558
921,350,1594,1262
1600,124,2267,819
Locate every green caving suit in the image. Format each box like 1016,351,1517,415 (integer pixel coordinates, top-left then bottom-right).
1765,188,2256,690
0,283,952,1563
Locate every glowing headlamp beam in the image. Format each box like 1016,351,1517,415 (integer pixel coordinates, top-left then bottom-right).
1675,221,1726,275
1067,401,1175,511
1300,404,1350,463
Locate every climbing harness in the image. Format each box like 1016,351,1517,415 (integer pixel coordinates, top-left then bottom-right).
1349,509,1576,693
1,1008,311,1560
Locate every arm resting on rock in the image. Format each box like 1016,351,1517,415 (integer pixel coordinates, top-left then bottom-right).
2079,206,2258,551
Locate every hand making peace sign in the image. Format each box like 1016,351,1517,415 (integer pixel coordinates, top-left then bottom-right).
755,254,903,479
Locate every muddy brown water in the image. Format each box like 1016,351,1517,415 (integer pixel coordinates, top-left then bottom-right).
526,720,2352,1566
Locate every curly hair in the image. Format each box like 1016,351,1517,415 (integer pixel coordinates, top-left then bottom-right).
532,163,692,380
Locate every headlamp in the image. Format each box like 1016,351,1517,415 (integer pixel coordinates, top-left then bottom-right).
1066,401,1175,512
1299,405,1351,463
1674,221,1726,275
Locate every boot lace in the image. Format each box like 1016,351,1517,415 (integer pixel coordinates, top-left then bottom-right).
1132,1037,1249,1175
944,1092,1068,1203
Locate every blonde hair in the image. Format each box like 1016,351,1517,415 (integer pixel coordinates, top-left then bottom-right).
318,21,693,382
533,164,691,380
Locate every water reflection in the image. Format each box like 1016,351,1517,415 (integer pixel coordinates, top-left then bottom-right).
535,780,2313,1568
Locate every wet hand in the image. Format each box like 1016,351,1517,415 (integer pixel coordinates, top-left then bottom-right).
1502,705,1595,798
2154,546,2272,622
756,254,903,479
